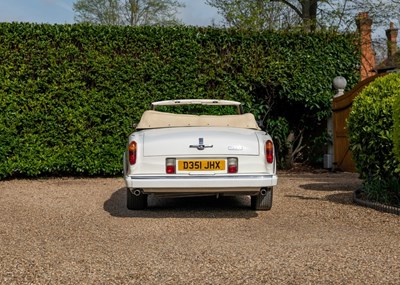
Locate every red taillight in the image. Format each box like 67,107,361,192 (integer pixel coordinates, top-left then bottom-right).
166,166,175,174
265,140,274,163
166,158,176,174
227,158,238,173
128,141,137,165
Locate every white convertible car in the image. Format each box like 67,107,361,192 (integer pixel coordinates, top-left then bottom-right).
123,99,278,210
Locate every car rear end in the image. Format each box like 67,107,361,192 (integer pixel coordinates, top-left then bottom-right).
123,126,277,210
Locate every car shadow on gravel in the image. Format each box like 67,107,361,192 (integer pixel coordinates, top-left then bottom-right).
104,188,258,219
299,181,361,192
286,192,354,205
291,181,361,206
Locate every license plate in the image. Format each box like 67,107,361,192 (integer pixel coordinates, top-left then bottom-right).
177,160,226,171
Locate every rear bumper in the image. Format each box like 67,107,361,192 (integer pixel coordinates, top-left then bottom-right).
124,174,278,193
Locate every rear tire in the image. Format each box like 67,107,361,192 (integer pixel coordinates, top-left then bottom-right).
127,188,148,210
251,188,273,211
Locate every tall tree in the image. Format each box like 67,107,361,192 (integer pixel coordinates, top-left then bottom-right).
73,0,121,25
206,0,400,32
205,0,301,30
206,0,320,31
73,0,185,26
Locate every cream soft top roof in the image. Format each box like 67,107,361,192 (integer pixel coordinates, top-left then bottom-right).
136,110,261,130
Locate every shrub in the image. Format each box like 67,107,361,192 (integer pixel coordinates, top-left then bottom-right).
362,176,400,207
394,89,400,168
348,73,400,206
348,73,400,179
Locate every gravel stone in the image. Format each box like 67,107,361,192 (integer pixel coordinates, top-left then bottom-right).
0,171,399,284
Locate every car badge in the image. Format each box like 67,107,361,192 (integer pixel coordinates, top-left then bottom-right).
228,145,244,150
189,138,213,151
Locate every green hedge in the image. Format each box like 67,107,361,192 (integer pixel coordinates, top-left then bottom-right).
348,73,400,179
348,73,400,206
394,88,400,166
0,23,359,178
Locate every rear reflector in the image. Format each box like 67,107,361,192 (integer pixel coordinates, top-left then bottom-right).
265,140,274,163
227,157,238,173
128,141,137,165
166,158,176,174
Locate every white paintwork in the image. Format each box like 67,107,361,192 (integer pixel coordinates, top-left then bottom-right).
125,175,278,192
123,100,278,195
142,127,260,156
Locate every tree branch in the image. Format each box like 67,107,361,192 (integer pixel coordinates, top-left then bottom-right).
270,0,302,18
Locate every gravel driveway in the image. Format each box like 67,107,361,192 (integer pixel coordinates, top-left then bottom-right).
0,171,399,284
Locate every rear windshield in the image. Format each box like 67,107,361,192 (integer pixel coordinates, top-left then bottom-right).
153,105,240,115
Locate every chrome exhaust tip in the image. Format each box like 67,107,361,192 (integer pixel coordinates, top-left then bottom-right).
132,189,143,196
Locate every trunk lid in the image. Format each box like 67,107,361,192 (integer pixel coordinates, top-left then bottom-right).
142,127,260,156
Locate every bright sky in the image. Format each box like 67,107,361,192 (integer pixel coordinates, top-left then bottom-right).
0,0,221,26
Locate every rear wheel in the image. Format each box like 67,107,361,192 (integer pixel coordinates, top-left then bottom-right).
251,188,273,211
127,188,148,210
